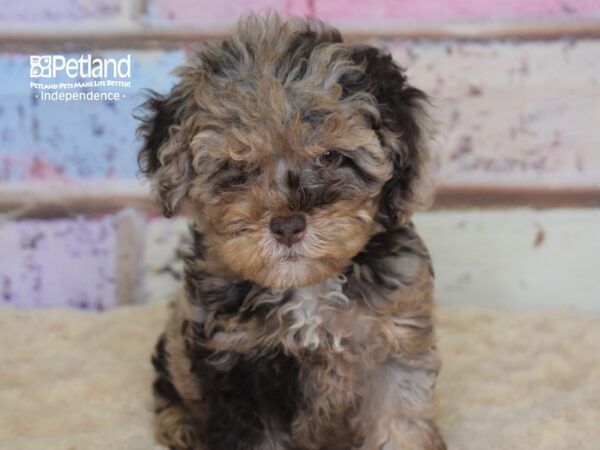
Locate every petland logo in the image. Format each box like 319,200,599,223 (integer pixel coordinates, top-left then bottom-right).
29,54,132,102
30,54,131,79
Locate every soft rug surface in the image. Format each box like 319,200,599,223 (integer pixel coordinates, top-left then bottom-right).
0,303,598,450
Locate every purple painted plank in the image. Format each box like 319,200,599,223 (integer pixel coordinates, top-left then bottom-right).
0,210,145,310
0,216,117,309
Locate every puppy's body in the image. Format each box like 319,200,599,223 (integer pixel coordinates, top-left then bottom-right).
140,14,445,450
153,224,442,450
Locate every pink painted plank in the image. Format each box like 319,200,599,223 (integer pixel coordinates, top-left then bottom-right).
0,216,118,309
313,0,600,23
0,0,122,22
148,0,600,25
150,0,310,24
386,39,600,187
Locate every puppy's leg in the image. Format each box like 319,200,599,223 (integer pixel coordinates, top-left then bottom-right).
200,354,297,450
155,405,202,450
204,421,293,450
354,357,446,450
152,334,203,450
365,419,446,450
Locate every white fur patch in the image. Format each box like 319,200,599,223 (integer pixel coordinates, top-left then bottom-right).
276,275,351,352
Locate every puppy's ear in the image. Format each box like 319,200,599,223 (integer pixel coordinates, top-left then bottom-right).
136,89,191,218
348,46,431,227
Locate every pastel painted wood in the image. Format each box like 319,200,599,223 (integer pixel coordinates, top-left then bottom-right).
1,41,598,190
391,39,600,188
1,0,599,43
2,0,599,25
312,0,600,24
0,50,185,180
148,0,310,25
0,210,145,309
414,209,600,313
0,0,124,22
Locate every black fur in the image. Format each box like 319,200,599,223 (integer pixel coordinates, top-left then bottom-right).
135,88,192,217
182,229,259,320
345,223,434,303
182,316,300,450
212,160,262,194
135,91,177,175
276,28,342,82
203,350,300,450
344,46,429,227
285,154,380,213
173,228,304,449
286,170,341,212
151,334,182,413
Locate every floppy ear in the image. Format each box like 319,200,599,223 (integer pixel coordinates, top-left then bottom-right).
349,46,430,227
136,89,192,218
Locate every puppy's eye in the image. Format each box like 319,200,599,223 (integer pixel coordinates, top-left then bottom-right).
220,159,245,171
214,159,260,191
315,150,343,167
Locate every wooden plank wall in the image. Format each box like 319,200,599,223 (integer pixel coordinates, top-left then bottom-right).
1,0,599,214
0,1,599,309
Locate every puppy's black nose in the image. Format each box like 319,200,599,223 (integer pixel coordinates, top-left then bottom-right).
269,214,306,246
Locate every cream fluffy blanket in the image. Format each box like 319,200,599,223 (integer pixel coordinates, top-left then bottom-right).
1,304,598,450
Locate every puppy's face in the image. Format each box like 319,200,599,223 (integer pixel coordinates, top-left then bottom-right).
190,79,390,288
138,15,429,288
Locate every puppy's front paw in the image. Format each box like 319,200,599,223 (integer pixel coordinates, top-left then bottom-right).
361,421,446,450
155,405,202,450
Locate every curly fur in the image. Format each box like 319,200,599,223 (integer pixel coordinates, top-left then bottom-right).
138,13,444,450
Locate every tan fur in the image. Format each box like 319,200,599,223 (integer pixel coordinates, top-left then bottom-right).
155,406,204,450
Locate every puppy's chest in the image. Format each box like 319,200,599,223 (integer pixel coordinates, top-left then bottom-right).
208,277,376,358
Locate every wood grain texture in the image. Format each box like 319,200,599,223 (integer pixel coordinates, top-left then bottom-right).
1,0,600,48
3,0,598,26
148,0,309,24
415,209,600,313
148,0,600,26
0,0,125,22
0,210,146,309
312,0,600,25
3,19,600,51
2,40,598,187
389,39,600,189
0,182,153,218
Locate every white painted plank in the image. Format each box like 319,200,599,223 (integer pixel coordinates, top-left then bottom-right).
414,209,600,313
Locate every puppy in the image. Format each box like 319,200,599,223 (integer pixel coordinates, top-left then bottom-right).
138,13,445,450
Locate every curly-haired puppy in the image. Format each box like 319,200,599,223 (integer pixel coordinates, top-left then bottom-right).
138,13,445,450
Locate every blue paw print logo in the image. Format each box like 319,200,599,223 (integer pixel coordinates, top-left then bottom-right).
30,55,52,78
